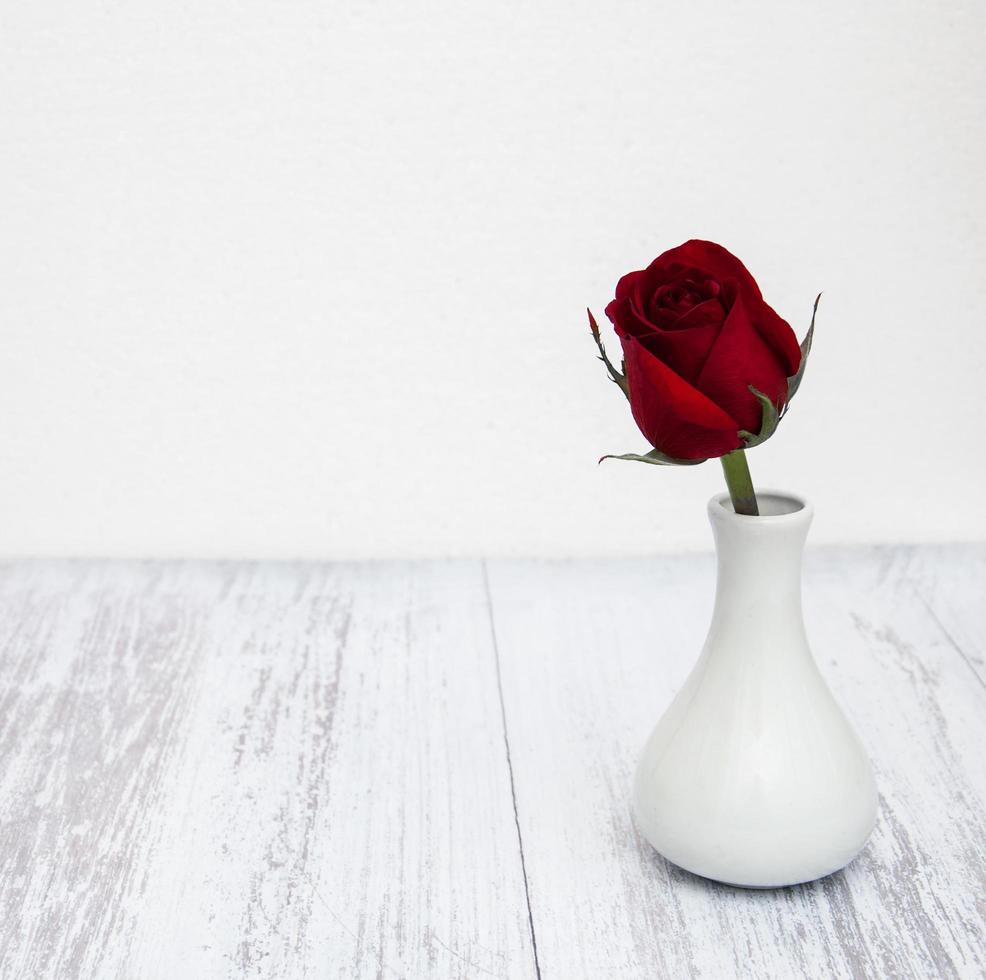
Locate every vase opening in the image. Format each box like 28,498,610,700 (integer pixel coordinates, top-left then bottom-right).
714,490,806,519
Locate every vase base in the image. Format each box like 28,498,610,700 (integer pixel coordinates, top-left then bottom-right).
647,840,871,891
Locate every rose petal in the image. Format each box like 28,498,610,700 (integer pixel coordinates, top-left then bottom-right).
606,296,724,384
667,296,725,332
619,334,742,460
659,240,764,301
666,242,801,373
605,297,651,339
695,293,789,432
611,267,652,305
753,303,802,377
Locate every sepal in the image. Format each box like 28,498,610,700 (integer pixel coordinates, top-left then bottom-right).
784,293,819,409
599,447,705,466
588,308,629,400
739,386,779,448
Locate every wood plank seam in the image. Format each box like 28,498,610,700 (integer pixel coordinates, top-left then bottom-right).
482,559,543,980
912,589,986,694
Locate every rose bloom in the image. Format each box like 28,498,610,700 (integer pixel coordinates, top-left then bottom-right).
604,240,802,460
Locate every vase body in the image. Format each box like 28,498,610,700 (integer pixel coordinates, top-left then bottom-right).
633,490,877,888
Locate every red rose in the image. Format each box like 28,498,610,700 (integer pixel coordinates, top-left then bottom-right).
602,240,802,461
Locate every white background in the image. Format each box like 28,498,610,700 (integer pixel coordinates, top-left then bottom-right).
2,0,984,558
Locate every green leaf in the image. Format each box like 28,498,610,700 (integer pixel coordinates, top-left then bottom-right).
785,292,820,407
739,386,779,448
599,447,705,466
587,308,629,400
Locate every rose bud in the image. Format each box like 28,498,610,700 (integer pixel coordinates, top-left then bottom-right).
594,240,811,464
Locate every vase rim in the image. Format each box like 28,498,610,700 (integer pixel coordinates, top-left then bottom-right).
708,488,812,525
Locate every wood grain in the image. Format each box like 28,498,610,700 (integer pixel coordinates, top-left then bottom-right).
0,548,982,979
486,546,986,979
905,544,986,688
0,560,535,980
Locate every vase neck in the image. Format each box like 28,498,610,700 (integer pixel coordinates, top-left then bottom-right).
705,491,812,652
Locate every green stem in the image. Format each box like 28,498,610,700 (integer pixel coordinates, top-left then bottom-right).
720,449,759,516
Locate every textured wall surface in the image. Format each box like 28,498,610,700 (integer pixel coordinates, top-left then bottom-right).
1,0,984,558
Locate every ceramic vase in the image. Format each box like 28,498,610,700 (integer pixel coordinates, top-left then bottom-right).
632,490,878,888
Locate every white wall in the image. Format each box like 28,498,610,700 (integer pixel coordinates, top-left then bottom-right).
2,0,984,558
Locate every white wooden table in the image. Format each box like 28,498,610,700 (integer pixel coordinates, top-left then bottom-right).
0,547,983,979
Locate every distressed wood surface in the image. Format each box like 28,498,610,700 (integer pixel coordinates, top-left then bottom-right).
486,546,986,980
0,561,535,980
0,547,983,979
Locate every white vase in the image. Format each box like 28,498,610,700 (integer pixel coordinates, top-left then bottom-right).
633,490,877,888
